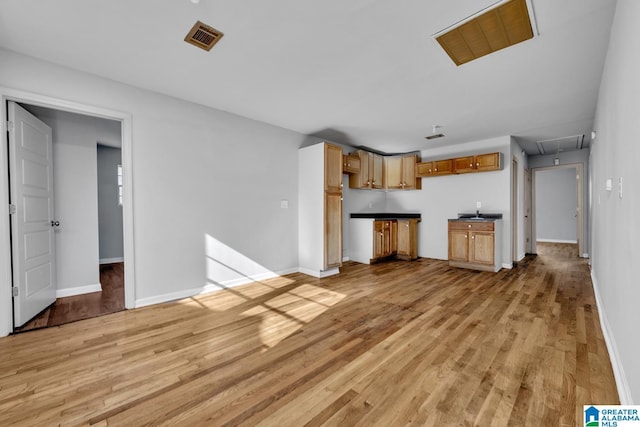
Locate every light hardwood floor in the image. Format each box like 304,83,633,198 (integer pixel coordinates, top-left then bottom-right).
0,244,618,426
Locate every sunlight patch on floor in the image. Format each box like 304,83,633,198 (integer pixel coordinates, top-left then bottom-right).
242,284,345,348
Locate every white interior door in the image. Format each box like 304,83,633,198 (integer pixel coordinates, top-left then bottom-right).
8,101,57,327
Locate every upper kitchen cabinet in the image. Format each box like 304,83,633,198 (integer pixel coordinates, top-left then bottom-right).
348,150,384,189
325,144,344,193
416,161,434,177
418,152,501,178
433,159,454,176
385,154,421,190
342,154,361,175
453,153,501,173
475,152,501,171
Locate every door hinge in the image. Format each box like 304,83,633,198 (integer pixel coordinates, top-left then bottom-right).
6,121,14,133
12,287,19,297
9,204,16,215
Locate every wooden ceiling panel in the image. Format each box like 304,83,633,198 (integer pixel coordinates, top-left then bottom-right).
436,0,533,66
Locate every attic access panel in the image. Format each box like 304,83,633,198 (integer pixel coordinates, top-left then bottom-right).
435,0,534,66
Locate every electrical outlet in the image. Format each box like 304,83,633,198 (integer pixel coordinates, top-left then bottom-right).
280,200,289,209
476,201,482,209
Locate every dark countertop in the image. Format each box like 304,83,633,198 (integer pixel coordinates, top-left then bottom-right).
350,212,421,220
448,213,503,222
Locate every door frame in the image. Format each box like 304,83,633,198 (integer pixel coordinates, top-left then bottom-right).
530,162,584,256
0,87,136,337
511,156,518,264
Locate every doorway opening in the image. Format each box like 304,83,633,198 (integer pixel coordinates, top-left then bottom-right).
530,163,585,257
0,89,135,337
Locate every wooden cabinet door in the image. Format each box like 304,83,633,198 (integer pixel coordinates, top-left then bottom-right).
448,229,469,262
390,220,397,255
342,154,360,174
370,153,384,189
397,219,418,259
373,221,384,259
348,150,370,189
434,159,453,175
402,155,419,189
416,161,433,177
385,156,403,189
324,192,342,269
453,156,475,174
325,144,343,193
469,232,494,265
475,152,500,171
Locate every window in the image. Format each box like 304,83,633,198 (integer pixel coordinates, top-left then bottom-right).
117,164,123,207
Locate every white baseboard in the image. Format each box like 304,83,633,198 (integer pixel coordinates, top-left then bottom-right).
298,267,339,279
582,253,589,259
100,257,124,264
536,238,578,244
590,269,632,404
502,263,513,270
56,283,102,298
134,268,300,308
342,256,350,262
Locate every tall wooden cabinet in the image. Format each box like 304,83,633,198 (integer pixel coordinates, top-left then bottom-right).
299,142,343,277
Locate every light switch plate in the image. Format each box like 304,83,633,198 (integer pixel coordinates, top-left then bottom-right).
280,200,289,209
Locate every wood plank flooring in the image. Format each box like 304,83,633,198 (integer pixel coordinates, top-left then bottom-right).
0,244,618,425
14,263,125,333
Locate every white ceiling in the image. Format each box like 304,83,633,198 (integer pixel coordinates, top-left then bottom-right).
0,0,616,155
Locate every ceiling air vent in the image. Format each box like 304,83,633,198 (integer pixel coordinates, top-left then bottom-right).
185,20,224,51
434,0,535,66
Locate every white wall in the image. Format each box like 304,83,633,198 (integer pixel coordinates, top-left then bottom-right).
535,168,577,243
510,137,528,261
386,136,513,265
97,145,124,261
0,47,304,316
590,0,640,403
528,149,590,251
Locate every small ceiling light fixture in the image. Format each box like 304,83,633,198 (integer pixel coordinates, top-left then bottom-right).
425,125,445,140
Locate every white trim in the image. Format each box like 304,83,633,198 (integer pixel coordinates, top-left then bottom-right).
582,253,589,259
590,269,632,404
56,283,102,298
298,267,340,279
99,257,124,264
501,263,514,270
135,268,300,308
536,238,578,244
342,256,350,262
0,87,136,337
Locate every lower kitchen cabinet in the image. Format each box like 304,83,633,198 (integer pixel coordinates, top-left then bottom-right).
349,216,420,264
396,219,419,260
448,220,502,272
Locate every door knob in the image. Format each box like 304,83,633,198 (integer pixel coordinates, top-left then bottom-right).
51,220,60,227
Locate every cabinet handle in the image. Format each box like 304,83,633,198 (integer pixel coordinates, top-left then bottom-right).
465,235,468,239
476,162,480,167
435,168,438,172
469,163,473,167
468,224,471,228
347,163,350,166
471,236,475,240
428,169,432,173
